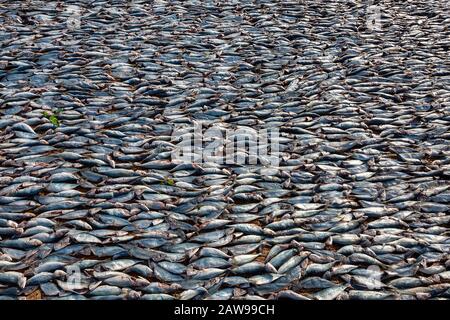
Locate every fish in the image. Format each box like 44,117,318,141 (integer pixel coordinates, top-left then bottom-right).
0,0,448,301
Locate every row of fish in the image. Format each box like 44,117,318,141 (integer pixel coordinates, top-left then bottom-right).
0,0,449,300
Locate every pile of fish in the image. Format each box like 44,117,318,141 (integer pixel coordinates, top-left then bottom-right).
0,0,449,300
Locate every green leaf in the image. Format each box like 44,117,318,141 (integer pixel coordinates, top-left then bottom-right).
49,115,60,127
162,177,175,186
43,109,61,127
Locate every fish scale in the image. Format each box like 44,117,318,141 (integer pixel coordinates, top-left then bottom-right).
0,0,449,300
